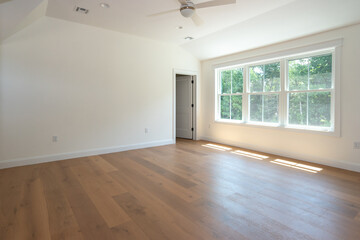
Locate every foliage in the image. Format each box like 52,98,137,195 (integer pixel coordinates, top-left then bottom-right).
249,63,280,92
249,62,280,122
220,68,243,120
219,54,332,127
288,54,332,127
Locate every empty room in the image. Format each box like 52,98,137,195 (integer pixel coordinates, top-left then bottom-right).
1,0,360,239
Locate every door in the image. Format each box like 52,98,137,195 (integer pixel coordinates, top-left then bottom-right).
176,75,193,139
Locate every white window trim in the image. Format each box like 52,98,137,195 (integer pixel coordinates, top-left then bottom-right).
214,39,342,137
217,69,245,121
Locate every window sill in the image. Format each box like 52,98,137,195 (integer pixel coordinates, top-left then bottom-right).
214,119,339,137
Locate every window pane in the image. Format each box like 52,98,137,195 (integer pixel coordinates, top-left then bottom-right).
308,92,331,127
264,63,280,92
264,94,279,123
289,54,333,91
221,70,231,94
231,95,242,120
249,65,264,92
288,92,307,125
309,55,332,90
250,94,279,123
288,92,331,127
250,95,262,121
220,95,230,119
232,69,243,94
288,58,309,91
250,63,280,92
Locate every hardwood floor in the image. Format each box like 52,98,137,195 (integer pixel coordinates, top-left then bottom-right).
1,139,360,240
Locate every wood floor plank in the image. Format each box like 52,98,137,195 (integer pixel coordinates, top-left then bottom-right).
70,158,127,196
40,164,84,240
0,166,44,240
355,212,360,222
227,192,338,240
52,162,115,240
89,155,118,173
108,159,249,240
111,221,150,240
70,162,130,228
1,139,360,239
76,159,128,196
188,151,360,219
123,151,197,188
116,156,201,202
25,177,52,240
114,192,204,240
0,167,28,239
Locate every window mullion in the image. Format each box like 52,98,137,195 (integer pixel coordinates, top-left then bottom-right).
261,65,265,122
280,59,286,127
306,61,310,126
288,89,333,93
262,94,264,122
217,94,220,120
229,95,232,120
230,71,233,119
243,66,249,123
306,92,309,126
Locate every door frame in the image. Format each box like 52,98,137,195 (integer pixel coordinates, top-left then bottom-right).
173,69,199,143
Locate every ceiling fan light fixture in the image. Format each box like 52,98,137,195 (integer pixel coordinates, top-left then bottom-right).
180,5,195,18
100,3,110,8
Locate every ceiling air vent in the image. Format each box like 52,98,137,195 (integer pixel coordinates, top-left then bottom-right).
74,6,89,14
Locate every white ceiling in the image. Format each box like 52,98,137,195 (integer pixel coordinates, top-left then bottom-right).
182,0,360,59
46,0,296,46
2,0,360,60
0,0,45,40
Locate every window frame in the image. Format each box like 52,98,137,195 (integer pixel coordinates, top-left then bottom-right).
284,51,335,131
247,61,282,125
214,40,341,136
216,66,245,123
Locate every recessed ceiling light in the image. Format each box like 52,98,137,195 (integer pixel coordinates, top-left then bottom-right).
100,3,110,8
176,26,183,30
184,36,194,41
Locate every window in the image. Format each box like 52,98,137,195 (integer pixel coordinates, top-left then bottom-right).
215,45,339,134
287,54,332,128
218,68,244,121
249,62,280,124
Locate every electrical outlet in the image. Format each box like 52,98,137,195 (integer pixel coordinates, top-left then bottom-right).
52,136,58,142
354,142,360,149
208,124,211,129
145,128,149,134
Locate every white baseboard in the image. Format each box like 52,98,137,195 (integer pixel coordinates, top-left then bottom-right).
0,139,174,170
200,136,360,173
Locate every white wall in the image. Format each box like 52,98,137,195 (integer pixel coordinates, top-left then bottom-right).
200,24,360,172
0,17,200,168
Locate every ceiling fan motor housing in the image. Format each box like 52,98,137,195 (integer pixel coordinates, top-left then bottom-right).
180,3,195,18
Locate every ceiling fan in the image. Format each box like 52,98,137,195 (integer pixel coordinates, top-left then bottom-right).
149,0,236,26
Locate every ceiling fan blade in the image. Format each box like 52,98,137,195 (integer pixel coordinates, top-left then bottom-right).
177,0,188,5
148,9,179,17
195,0,236,9
191,12,204,26
0,0,12,4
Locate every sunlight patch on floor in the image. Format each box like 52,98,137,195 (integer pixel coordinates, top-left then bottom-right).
271,159,323,173
231,150,269,160
202,144,232,151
